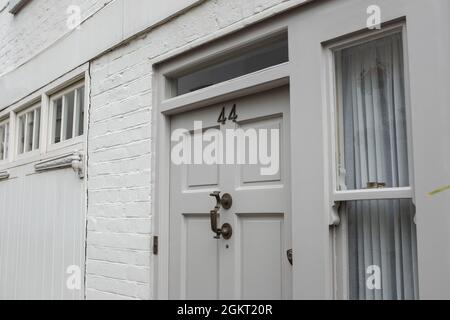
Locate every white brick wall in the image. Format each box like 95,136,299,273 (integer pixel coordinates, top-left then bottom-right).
0,0,113,75
87,0,287,299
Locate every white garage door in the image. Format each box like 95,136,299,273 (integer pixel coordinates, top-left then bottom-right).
0,162,85,300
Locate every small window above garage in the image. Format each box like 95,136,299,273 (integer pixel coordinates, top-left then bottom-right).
50,82,85,146
0,118,9,162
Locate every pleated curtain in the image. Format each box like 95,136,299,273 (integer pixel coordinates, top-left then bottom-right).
338,33,419,300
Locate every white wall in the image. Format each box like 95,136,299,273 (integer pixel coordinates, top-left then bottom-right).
0,0,114,76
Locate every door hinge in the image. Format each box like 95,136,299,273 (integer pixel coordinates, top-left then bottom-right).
153,236,159,255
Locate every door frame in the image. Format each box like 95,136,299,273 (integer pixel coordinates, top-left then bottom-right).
152,15,296,299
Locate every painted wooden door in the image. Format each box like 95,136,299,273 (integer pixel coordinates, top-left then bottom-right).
0,164,85,299
169,86,291,299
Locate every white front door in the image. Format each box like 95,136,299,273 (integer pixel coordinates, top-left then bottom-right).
169,86,291,300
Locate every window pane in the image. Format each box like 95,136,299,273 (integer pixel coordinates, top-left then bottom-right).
76,87,85,136
0,124,4,160
4,123,8,158
65,91,75,140
34,108,41,149
336,33,409,190
54,98,63,143
25,111,34,152
174,35,289,96
18,115,26,154
345,199,419,300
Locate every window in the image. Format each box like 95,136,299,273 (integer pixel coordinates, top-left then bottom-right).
16,105,41,155
169,33,289,96
0,120,9,161
333,31,418,300
50,84,85,145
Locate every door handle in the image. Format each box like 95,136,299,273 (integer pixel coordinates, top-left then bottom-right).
209,192,233,240
210,208,221,239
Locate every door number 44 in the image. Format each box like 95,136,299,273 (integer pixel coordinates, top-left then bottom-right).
218,104,238,124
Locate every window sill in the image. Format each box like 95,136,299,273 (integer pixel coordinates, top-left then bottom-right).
0,141,84,172
47,135,85,153
332,187,413,202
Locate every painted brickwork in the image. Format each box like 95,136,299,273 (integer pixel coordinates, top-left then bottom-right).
0,0,113,75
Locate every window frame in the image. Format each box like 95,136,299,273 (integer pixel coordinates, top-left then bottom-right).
167,32,289,98
324,22,416,299
48,81,86,151
157,28,290,110
14,102,42,159
326,23,414,208
0,118,10,163
0,65,88,173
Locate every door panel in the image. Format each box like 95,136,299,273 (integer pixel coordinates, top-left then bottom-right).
169,86,291,300
183,215,219,300
239,116,283,184
238,215,284,300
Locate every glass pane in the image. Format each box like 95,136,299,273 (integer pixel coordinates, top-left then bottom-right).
345,199,419,300
335,33,409,190
25,111,34,152
18,115,26,154
0,124,4,160
4,123,8,159
76,87,85,136
54,98,63,144
174,35,289,96
34,108,41,149
65,91,75,140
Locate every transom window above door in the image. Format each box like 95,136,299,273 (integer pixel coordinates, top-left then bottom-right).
16,104,41,155
50,83,85,145
330,28,419,300
166,32,289,97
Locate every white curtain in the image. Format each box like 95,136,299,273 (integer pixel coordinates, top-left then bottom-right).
338,33,419,300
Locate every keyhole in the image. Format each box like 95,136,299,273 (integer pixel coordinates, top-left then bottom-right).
226,244,229,249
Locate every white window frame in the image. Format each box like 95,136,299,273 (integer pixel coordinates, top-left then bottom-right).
0,118,10,163
48,81,86,151
324,22,415,299
0,64,88,171
15,103,42,159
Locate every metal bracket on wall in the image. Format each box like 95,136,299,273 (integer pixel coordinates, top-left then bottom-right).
153,236,159,255
0,171,10,181
329,200,342,226
34,152,84,179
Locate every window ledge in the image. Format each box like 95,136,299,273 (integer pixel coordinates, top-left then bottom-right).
9,0,30,14
332,187,413,202
34,151,84,178
329,187,414,226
